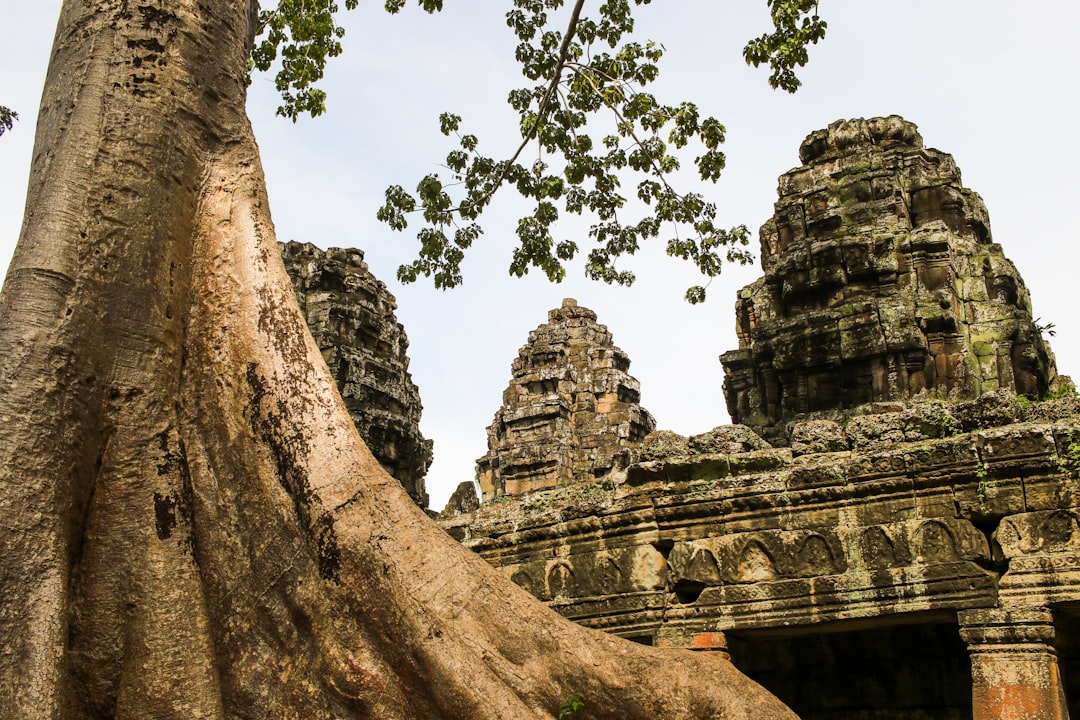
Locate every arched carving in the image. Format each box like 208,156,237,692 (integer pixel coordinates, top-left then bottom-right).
1038,510,1079,549
545,559,578,599
594,551,624,591
736,540,778,583
684,546,723,585
627,545,668,592
859,527,897,570
913,521,956,564
510,569,543,599
793,534,839,576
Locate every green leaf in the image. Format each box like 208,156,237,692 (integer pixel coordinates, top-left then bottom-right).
439,112,462,135
370,0,819,302
743,0,827,93
685,285,707,304
0,106,17,138
252,0,449,119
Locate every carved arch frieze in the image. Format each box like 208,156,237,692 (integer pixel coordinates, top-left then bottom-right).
792,533,842,576
545,559,578,599
912,520,957,564
859,526,899,570
734,539,778,583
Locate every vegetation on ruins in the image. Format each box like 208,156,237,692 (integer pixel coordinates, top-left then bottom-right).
1059,437,1080,480
558,691,588,718
0,1,821,718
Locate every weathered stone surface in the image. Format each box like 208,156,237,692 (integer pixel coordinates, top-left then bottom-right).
445,398,1080,718
639,430,691,462
443,119,1080,718
959,607,1069,720
688,424,772,454
952,388,1027,432
844,400,962,451
440,481,480,518
1023,391,1080,423
790,419,847,456
721,116,1058,445
635,423,773,462
280,241,432,508
475,298,655,500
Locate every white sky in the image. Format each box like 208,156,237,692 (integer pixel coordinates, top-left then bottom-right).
3,2,1078,509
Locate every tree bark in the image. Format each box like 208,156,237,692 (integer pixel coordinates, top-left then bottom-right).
0,2,797,718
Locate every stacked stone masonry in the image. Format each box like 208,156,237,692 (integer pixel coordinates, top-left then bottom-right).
475,298,656,501
721,116,1057,446
445,393,1080,719
280,241,432,508
442,119,1080,719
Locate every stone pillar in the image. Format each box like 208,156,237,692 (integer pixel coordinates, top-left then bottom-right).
958,607,1070,720
655,627,732,661
686,631,732,661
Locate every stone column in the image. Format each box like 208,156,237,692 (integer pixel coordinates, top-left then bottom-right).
958,607,1070,720
655,627,732,661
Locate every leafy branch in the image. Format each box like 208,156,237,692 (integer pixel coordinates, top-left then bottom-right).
377,0,781,302
0,106,16,138
250,0,827,301
249,0,445,120
743,0,826,92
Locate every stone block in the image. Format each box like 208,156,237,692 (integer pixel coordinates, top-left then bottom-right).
790,420,848,456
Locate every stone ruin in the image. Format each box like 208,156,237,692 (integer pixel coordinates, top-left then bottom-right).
721,116,1058,446
475,298,656,501
280,241,432,508
275,118,1080,718
439,119,1080,719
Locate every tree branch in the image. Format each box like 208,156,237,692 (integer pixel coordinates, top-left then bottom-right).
455,0,587,216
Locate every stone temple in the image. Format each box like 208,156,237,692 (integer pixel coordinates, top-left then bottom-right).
280,241,433,508
475,298,655,501
721,116,1056,446
439,119,1080,719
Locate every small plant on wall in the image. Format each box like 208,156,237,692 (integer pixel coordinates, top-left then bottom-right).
559,691,586,719
1059,438,1080,479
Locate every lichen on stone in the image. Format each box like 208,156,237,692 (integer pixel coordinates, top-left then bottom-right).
721,116,1058,446
476,298,656,501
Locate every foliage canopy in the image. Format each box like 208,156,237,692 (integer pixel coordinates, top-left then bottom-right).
0,106,17,137
251,0,825,302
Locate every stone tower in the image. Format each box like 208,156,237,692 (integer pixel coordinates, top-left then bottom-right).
721,116,1057,442
443,120,1080,720
280,241,433,508
476,299,656,501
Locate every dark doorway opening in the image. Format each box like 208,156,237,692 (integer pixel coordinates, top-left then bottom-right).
728,618,972,719
1053,605,1080,719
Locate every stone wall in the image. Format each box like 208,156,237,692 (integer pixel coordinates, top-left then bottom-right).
443,393,1080,718
475,298,655,501
443,119,1080,718
721,116,1058,445
280,241,432,508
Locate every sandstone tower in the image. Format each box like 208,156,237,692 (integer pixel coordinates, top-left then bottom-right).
721,116,1057,443
442,119,1080,719
476,299,655,500
280,241,433,508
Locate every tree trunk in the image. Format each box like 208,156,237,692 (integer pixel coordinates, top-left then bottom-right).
0,2,797,718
